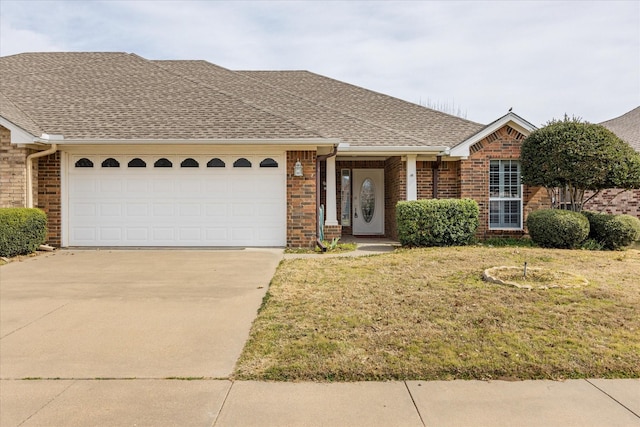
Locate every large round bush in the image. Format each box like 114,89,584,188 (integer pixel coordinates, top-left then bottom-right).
0,208,48,257
584,211,640,250
526,209,589,249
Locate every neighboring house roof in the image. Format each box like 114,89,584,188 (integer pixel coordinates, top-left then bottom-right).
599,107,640,153
0,52,484,147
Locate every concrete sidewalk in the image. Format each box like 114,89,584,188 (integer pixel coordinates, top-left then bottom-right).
2,378,638,426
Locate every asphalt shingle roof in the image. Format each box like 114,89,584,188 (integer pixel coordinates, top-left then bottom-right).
1,52,485,146
599,107,640,153
239,70,484,147
0,53,321,140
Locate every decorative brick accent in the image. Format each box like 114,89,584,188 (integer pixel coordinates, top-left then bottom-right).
584,189,640,217
459,124,550,238
287,150,317,248
0,125,30,207
37,152,61,247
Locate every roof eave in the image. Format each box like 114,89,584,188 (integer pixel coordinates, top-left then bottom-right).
50,137,340,146
337,144,450,156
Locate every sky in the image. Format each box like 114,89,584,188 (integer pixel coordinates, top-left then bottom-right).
1,0,638,127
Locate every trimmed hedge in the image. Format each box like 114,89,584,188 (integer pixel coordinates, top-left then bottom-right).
526,209,589,249
583,211,640,250
397,199,479,247
0,208,48,257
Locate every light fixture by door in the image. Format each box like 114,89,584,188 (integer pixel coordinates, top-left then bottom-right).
294,159,303,177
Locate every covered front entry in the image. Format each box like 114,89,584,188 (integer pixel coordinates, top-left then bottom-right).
65,153,286,247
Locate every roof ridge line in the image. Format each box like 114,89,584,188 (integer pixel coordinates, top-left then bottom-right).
149,60,326,139
0,91,43,136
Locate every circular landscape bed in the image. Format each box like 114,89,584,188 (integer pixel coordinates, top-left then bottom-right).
483,266,588,290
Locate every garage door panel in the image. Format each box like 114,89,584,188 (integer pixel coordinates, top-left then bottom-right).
204,203,228,217
204,178,229,194
127,204,148,216
72,227,96,242
258,202,283,217
68,154,286,246
126,180,149,193
177,204,200,217
205,228,228,242
126,228,149,241
100,228,122,241
72,203,97,217
100,178,124,193
153,204,175,217
153,228,175,242
71,178,97,194
100,204,122,217
178,228,202,241
231,203,255,217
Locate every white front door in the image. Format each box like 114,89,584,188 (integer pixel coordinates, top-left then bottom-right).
352,169,384,235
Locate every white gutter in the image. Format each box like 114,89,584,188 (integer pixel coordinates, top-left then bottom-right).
52,137,340,146
25,134,62,208
337,143,451,156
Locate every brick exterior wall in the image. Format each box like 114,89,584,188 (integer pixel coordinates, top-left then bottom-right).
460,125,550,238
584,189,640,217
0,125,31,207
416,161,461,199
323,225,342,241
287,150,317,248
384,156,404,240
37,152,62,247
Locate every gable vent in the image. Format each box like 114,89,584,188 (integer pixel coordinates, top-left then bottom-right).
470,142,484,154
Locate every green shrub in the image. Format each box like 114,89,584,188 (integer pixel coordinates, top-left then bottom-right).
526,209,589,249
584,211,640,250
580,238,604,251
396,199,479,247
480,237,536,248
0,208,48,257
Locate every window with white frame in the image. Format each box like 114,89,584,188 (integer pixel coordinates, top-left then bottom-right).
489,160,522,229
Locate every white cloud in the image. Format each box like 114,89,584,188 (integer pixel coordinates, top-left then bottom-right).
1,0,638,125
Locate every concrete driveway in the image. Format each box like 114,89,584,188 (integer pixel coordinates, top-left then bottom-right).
0,248,281,426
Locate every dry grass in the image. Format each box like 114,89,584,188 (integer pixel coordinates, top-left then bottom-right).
234,246,640,381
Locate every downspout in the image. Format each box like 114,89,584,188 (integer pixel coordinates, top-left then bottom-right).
432,155,442,199
316,145,338,251
26,144,58,208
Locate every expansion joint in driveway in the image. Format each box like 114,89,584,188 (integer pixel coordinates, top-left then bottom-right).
0,302,71,340
404,381,426,427
585,379,640,419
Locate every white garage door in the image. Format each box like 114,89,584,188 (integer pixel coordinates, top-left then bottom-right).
67,154,286,246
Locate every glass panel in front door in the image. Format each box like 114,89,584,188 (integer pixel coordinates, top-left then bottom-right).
360,178,375,223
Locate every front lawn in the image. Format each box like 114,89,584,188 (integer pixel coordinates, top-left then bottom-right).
234,247,640,381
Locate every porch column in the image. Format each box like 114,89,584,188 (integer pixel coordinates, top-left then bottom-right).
406,154,417,200
325,156,338,225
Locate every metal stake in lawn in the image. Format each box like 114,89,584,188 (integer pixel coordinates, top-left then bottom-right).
523,262,528,279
